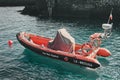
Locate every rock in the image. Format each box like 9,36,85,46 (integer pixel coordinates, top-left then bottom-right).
21,0,120,20
0,0,35,6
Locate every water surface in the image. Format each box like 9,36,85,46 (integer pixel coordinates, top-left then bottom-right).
0,7,120,80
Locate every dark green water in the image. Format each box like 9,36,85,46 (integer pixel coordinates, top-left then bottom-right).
0,7,120,80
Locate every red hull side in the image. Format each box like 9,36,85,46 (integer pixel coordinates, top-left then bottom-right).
97,48,111,57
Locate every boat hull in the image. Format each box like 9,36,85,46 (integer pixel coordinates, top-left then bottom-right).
16,32,100,68
97,48,111,57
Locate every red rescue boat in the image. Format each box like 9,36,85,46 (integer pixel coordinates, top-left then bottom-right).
17,11,113,68
16,31,101,68
16,22,112,69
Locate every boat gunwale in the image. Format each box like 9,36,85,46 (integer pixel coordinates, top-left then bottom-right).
17,32,101,68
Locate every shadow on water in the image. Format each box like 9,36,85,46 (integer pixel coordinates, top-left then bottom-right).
36,17,106,25
21,49,99,79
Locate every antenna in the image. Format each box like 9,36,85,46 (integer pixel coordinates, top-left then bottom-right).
101,8,113,39
107,8,113,24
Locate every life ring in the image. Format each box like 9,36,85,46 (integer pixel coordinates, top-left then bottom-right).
81,43,93,56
